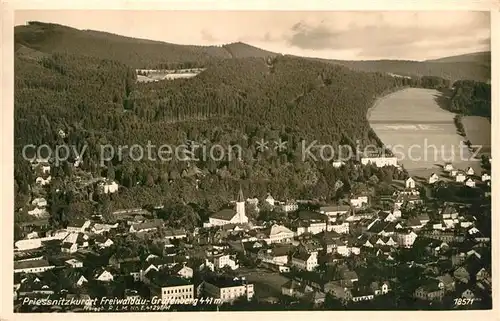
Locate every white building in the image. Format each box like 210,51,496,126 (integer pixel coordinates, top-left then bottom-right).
156,280,194,302
201,278,254,303
14,259,55,274
350,195,369,208
405,177,416,189
208,188,248,226
396,231,418,248
281,201,298,213
212,255,239,270
31,198,47,208
456,172,466,183
481,173,491,182
291,251,318,271
428,173,439,184
265,224,294,244
332,161,345,168
265,194,275,206
466,167,475,176
319,205,350,219
328,222,350,234
444,163,454,172
361,157,398,168
35,176,52,186
99,181,119,194
465,178,476,188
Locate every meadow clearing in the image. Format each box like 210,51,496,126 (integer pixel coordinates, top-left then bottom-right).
368,88,479,172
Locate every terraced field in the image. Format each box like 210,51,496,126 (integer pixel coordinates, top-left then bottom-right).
368,88,479,172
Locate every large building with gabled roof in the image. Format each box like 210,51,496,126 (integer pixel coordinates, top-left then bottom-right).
208,186,248,226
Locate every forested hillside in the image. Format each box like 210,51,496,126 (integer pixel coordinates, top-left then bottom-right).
14,21,488,226
316,58,490,83
449,80,491,118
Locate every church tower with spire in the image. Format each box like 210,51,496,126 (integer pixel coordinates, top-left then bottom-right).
235,186,248,224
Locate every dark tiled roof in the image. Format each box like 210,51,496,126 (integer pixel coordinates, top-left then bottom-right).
211,209,237,220
14,259,52,270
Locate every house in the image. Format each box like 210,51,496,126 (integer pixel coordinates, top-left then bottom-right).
257,245,290,265
342,270,359,284
332,160,345,168
461,289,476,299
200,276,254,303
456,172,467,183
98,180,119,194
66,219,91,233
95,236,114,248
61,242,78,254
428,173,439,184
27,207,48,217
370,281,390,295
436,274,455,292
465,178,476,188
405,177,416,189
264,224,294,244
414,283,444,301
164,228,187,240
129,219,164,233
14,259,55,274
281,280,314,298
441,205,458,219
17,276,54,297
351,288,375,302
148,275,194,302
360,156,398,167
281,201,298,213
481,173,491,182
450,169,458,177
211,254,239,270
453,267,470,284
65,258,83,268
291,251,318,271
324,282,352,302
94,269,114,282
31,198,47,208
265,194,275,206
295,219,327,236
208,188,248,226
35,176,52,186
444,163,454,172
91,222,119,234
319,205,350,221
396,230,417,248
350,195,369,208
466,167,475,176
476,268,490,281
171,264,194,279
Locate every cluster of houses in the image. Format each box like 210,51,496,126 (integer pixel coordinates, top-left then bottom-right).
14,160,491,309
428,163,491,188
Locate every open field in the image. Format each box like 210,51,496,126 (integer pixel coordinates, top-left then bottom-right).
136,68,205,82
238,267,289,299
368,88,476,170
461,116,491,150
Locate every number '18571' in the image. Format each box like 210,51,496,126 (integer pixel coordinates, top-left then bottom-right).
454,298,475,305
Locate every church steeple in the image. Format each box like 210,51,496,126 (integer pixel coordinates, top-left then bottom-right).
237,185,245,203
235,185,247,224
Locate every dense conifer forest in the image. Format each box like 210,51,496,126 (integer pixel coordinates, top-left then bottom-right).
14,22,491,227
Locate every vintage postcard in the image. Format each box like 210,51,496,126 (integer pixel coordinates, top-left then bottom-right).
1,0,498,320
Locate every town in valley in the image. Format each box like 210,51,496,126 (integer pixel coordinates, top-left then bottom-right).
12,12,492,313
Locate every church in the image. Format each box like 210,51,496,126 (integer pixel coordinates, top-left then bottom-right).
208,187,248,226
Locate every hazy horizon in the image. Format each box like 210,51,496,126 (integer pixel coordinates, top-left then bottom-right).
15,10,491,61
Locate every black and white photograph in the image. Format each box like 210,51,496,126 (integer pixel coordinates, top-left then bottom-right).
6,4,496,315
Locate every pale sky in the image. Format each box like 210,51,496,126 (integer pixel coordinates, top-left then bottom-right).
14,10,491,61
